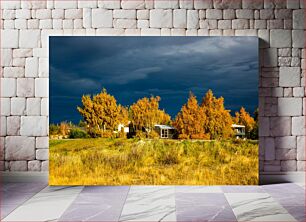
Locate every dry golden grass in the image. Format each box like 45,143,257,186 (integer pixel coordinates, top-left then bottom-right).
49,138,258,185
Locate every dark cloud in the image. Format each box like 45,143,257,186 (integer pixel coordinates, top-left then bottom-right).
50,37,258,124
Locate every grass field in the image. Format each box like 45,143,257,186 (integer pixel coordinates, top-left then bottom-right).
49,138,258,185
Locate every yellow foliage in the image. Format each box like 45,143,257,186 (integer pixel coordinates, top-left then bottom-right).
234,107,256,137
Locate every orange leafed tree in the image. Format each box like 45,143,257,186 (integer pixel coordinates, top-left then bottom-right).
201,90,233,139
234,107,256,138
130,96,171,132
173,92,208,139
77,89,121,136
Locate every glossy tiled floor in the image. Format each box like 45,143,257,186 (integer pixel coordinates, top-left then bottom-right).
1,182,305,221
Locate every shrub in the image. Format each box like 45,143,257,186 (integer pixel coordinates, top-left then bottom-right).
49,124,60,135
69,128,89,138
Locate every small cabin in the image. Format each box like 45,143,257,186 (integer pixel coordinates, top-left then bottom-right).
154,125,176,139
231,124,246,139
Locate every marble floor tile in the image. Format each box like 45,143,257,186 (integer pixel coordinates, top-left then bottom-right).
222,186,264,193
3,186,84,221
176,193,236,222
176,186,222,193
59,192,129,221
1,182,47,194
270,192,305,206
262,183,304,194
59,187,130,221
1,205,18,219
283,205,305,222
119,186,176,222
225,193,297,221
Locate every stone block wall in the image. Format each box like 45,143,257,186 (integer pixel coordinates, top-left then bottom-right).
0,0,305,172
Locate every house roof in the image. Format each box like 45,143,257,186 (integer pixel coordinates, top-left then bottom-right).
154,124,176,130
231,124,245,128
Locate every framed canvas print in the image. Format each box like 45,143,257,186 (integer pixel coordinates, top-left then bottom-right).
49,37,259,185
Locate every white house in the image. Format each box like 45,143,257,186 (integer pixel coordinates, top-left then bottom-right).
154,125,176,139
231,124,246,139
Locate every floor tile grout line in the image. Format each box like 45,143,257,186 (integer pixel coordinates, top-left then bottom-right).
219,192,239,222
118,186,131,222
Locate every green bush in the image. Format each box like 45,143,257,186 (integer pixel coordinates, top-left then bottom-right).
69,128,89,138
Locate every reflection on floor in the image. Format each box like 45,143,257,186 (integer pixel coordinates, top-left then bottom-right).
1,182,304,221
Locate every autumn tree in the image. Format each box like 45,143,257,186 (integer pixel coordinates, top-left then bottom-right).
201,90,233,139
234,107,256,138
173,92,208,139
77,89,121,137
129,96,171,133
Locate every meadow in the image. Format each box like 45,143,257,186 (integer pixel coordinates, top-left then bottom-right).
49,138,258,185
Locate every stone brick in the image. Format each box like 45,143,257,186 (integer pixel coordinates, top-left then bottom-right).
284,88,293,97
36,149,49,160
284,19,293,29
206,9,222,19
98,0,120,9
276,149,297,160
137,10,149,19
270,117,291,136
1,1,20,9
232,19,249,29
264,137,275,160
258,29,269,48
259,117,269,136
36,137,48,149
35,9,51,19
292,116,305,136
187,10,199,29
63,19,74,29
114,19,137,28
21,1,47,9
223,9,235,19
114,10,136,19
3,67,24,78
292,30,305,48
9,161,27,171
297,161,305,171
272,87,283,97
65,9,83,19
5,136,35,160
35,78,49,97
1,98,10,116
92,9,113,28
16,9,31,19
150,9,172,28
173,9,187,28
291,57,300,67
54,1,77,9
41,98,49,116
264,164,281,172
121,0,145,9
236,9,254,19
278,57,291,67
270,30,291,48
7,116,20,136
78,0,97,8
17,78,34,97
96,28,124,36
38,58,49,77
154,0,178,9
4,20,15,29
11,98,26,115
255,20,267,29
279,67,300,87
186,29,198,36
267,20,284,29
12,58,25,67
20,116,48,136
274,9,292,19
1,30,19,48
52,9,64,19
1,49,12,67
242,0,263,9
194,0,213,9
260,9,274,19
15,19,27,29
293,87,304,97
297,136,305,161
26,98,41,116
1,78,16,98
293,9,305,30
264,48,277,67
161,28,171,36
179,0,193,9
281,160,297,171
140,28,161,36
213,0,241,9
200,20,217,29
287,0,300,9
19,30,41,48
3,9,16,19
41,160,49,171
25,57,38,78
275,136,297,149
28,160,41,171
218,20,232,29
137,20,149,28
13,49,32,58
82,8,91,28
278,98,302,116
1,117,6,137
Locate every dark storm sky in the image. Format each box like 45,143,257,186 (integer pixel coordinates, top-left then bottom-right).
50,36,258,124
